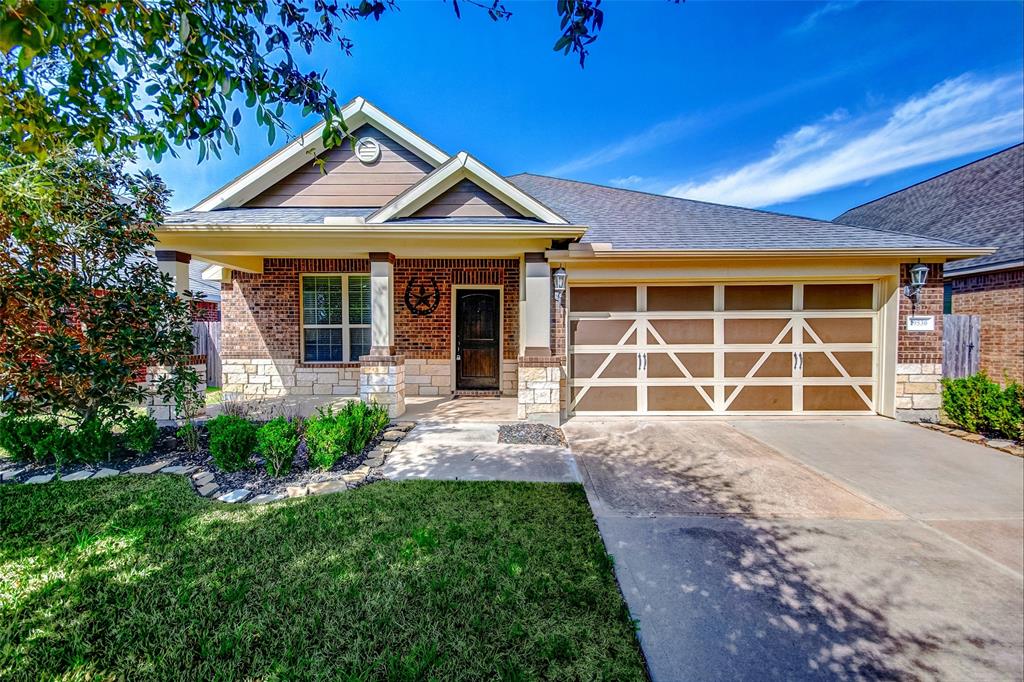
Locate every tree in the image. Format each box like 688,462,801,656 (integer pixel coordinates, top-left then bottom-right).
0,148,198,425
0,0,609,164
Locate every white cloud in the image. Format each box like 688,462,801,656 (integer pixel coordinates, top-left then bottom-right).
667,73,1024,208
790,1,861,34
609,175,646,188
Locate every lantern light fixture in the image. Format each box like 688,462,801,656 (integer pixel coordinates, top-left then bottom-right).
903,261,929,305
553,266,567,304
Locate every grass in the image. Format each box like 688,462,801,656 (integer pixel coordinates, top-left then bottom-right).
0,476,646,681
205,386,223,405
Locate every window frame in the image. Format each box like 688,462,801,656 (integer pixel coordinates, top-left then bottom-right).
299,273,372,363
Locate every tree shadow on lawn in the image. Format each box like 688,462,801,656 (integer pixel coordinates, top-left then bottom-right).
570,422,1020,681
0,476,647,681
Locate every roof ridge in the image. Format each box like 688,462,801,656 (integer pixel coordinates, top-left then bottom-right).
835,143,1024,219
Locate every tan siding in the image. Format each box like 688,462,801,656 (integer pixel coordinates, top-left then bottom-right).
412,180,523,218
245,125,434,208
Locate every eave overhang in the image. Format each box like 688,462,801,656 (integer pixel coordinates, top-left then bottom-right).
544,245,997,262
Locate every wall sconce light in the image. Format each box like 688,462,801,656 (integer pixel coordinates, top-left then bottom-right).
552,266,567,305
903,261,929,306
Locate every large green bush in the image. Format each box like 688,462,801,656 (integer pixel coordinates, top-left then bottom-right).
206,415,258,472
941,372,1023,440
0,415,64,464
257,417,300,477
304,402,389,470
122,413,159,454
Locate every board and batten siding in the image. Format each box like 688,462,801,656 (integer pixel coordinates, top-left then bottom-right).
411,179,523,218
244,125,435,208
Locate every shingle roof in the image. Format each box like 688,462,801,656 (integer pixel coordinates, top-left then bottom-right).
507,173,971,252
835,145,1023,275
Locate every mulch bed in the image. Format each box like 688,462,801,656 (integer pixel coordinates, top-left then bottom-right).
0,423,407,494
497,423,567,447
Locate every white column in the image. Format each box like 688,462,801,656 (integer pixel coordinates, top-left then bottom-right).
156,250,190,295
523,254,552,355
369,253,395,355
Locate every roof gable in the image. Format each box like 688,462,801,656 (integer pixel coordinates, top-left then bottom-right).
410,179,523,219
192,97,449,211
369,152,567,225
243,125,433,208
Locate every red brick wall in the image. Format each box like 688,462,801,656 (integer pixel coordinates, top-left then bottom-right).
951,267,1024,384
221,257,520,362
394,258,519,360
192,300,220,322
898,263,944,365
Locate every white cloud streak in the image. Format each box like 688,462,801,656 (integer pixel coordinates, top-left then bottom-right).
789,1,861,34
667,73,1024,208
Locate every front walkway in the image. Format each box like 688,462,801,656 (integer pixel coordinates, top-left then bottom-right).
564,417,1024,681
379,397,579,483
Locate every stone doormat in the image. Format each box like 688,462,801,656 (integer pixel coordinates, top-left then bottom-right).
918,422,1023,457
497,423,567,447
0,422,416,504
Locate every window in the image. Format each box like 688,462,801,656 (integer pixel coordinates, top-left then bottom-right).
943,281,953,315
301,274,371,362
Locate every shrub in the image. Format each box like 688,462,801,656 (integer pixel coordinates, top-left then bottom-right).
258,417,300,477
72,418,117,464
0,415,65,463
206,415,258,472
304,407,347,470
122,413,159,454
941,372,1024,440
336,400,390,455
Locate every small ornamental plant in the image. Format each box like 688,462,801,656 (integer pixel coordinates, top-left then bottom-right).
941,372,1024,441
206,415,258,472
122,414,159,454
257,417,301,477
304,407,347,470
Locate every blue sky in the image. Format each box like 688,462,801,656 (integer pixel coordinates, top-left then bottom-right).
147,1,1024,220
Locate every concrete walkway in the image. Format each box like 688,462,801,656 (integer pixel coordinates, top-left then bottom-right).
380,397,578,483
564,418,1024,682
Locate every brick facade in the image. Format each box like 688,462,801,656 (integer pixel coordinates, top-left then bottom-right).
896,263,944,422
950,267,1024,384
192,300,220,322
394,258,519,360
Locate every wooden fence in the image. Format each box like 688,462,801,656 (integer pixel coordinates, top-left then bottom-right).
192,320,222,387
942,314,980,379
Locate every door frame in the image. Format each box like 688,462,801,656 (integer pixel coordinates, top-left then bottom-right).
450,284,504,392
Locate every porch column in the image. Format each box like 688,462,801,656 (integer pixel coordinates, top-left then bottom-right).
369,252,395,355
361,252,405,417
523,253,552,355
156,250,190,295
518,253,560,425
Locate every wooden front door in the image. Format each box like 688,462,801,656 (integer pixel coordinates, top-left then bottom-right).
456,289,501,390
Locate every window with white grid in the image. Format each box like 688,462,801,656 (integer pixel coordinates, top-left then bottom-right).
301,274,371,362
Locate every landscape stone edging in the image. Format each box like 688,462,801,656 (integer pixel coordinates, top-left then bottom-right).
0,422,417,502
917,422,1024,457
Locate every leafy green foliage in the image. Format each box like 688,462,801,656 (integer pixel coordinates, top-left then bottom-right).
304,406,348,470
0,476,646,680
0,414,62,463
122,413,159,454
257,416,300,477
72,418,116,464
0,149,200,426
304,402,388,469
941,372,1024,440
206,415,258,472
0,0,616,163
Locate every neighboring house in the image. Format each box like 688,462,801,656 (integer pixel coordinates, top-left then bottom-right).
837,145,1023,384
156,97,990,423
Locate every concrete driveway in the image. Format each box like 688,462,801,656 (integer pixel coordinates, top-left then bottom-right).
563,418,1024,681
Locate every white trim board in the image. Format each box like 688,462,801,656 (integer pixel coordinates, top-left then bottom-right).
367,152,568,226
192,97,450,212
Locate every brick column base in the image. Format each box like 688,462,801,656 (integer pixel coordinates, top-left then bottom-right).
359,355,406,418
895,363,942,423
145,360,207,424
517,356,561,426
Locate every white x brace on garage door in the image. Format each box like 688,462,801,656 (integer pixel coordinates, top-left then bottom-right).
568,282,879,416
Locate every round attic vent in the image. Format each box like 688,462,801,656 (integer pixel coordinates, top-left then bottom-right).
354,137,381,164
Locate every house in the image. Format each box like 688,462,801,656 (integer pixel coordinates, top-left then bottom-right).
155,97,990,424
837,145,1023,384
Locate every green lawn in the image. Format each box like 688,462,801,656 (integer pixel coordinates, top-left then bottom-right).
0,477,646,681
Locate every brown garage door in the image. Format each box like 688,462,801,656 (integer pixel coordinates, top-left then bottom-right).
568,282,878,415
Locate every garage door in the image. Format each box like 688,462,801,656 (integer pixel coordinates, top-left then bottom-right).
568,283,878,415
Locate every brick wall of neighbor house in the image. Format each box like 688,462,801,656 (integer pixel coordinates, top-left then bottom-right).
219,257,520,398
192,300,220,322
896,263,944,422
951,268,1024,384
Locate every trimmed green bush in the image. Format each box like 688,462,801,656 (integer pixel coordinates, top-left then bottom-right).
0,415,58,463
122,413,159,454
0,415,116,465
304,407,347,470
206,414,258,472
257,417,300,476
336,400,390,455
941,372,1024,441
72,418,117,464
